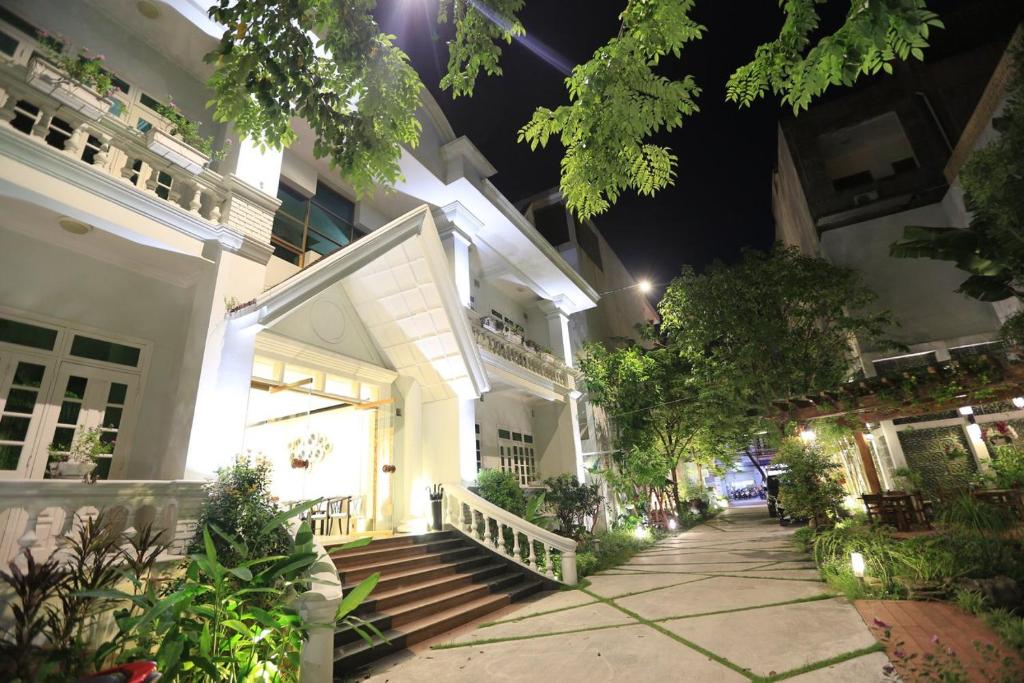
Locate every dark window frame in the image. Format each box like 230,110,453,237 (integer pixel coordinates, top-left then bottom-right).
272,181,363,268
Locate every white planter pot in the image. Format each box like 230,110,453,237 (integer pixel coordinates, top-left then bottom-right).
503,331,523,345
26,57,110,121
481,317,502,334
52,461,97,479
145,128,209,175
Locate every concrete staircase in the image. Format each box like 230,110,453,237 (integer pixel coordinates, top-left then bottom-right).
332,530,549,674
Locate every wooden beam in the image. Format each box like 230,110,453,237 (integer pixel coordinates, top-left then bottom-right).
853,431,882,494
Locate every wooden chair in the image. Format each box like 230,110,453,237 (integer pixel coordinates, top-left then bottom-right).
862,494,886,525
307,498,330,535
327,496,353,536
972,488,1024,521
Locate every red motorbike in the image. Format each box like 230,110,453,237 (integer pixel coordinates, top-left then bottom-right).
79,661,161,683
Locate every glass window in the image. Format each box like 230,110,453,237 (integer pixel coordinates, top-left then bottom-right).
0,29,18,56
0,317,58,350
272,180,359,269
69,335,141,367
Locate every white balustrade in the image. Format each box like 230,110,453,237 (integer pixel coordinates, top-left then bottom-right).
0,479,208,567
445,483,577,585
466,311,578,390
0,57,265,238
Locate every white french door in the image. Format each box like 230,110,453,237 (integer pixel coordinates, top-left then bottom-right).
0,351,57,479
31,362,140,480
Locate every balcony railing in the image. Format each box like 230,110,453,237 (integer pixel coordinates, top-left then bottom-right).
467,310,576,390
0,55,273,245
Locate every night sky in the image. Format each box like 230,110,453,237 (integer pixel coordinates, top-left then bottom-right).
380,1,788,286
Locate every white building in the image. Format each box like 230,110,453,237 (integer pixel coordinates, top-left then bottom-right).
0,0,642,555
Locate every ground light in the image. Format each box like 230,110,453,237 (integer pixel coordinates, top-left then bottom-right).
634,525,650,540
851,552,866,578
967,422,983,439
799,429,816,443
668,518,678,531
1013,397,1024,409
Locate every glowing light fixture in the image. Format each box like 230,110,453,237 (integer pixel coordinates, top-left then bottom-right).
136,0,160,19
958,406,974,416
1013,397,1024,409
668,518,678,531
638,279,652,294
864,433,874,442
966,423,982,439
799,429,816,443
851,552,866,578
58,218,92,235
633,526,649,540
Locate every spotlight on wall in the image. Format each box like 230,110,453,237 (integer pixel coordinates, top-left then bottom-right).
851,552,866,579
958,405,974,416
1013,397,1024,409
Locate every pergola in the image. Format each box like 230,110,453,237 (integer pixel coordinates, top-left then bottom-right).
768,351,1024,493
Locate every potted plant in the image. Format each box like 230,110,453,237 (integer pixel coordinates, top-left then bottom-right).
47,427,111,479
145,97,230,174
539,346,557,364
27,34,114,121
524,339,541,353
503,323,524,345
480,315,503,334
288,432,333,470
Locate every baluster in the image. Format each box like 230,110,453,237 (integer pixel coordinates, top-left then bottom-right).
482,514,492,545
494,522,504,551
512,529,521,561
92,133,113,169
462,503,473,534
208,195,223,223
58,505,77,537
18,506,42,551
167,173,184,205
0,89,18,127
62,123,88,159
144,166,162,197
187,183,203,214
544,545,555,579
30,107,54,140
119,155,139,184
527,537,538,571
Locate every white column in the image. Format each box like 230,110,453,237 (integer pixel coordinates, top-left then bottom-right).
222,128,284,197
879,420,908,470
538,299,574,368
393,377,424,532
434,201,482,310
166,243,268,481
536,299,586,480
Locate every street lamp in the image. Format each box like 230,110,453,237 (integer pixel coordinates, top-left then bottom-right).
600,279,653,296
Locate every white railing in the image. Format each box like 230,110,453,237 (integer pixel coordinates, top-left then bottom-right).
0,56,273,240
296,533,341,683
467,313,577,390
445,483,577,585
0,479,208,567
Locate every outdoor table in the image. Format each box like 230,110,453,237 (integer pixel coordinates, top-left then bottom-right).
862,492,929,531
971,488,1024,520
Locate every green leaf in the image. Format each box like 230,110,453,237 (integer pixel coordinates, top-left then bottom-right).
337,572,380,620
258,498,322,538
326,536,373,553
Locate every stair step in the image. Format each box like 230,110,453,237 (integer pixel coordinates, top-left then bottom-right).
332,537,467,569
342,551,493,591
338,546,481,582
334,572,529,646
330,531,454,554
356,561,508,614
334,593,515,671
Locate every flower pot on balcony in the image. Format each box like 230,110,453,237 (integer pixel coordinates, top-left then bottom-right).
26,56,111,121
481,316,502,334
51,461,97,479
540,352,557,365
502,329,523,345
524,340,540,352
145,128,209,175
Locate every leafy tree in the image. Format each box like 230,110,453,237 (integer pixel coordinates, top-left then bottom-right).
542,474,602,539
890,38,1024,323
203,0,943,218
475,467,526,516
658,245,893,427
773,438,847,526
579,337,743,517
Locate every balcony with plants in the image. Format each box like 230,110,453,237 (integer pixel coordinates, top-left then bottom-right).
467,309,576,393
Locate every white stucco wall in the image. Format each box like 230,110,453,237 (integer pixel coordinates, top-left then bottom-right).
475,392,535,471
0,228,196,479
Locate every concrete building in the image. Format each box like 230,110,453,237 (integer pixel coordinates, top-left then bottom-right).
0,0,665,572
772,1,1024,492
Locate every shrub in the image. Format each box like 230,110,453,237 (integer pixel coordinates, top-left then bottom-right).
542,474,602,540
774,438,846,526
792,526,815,554
936,494,1016,535
189,454,292,567
990,443,1024,489
476,468,526,516
985,608,1024,654
575,551,599,577
575,528,659,577
954,587,989,615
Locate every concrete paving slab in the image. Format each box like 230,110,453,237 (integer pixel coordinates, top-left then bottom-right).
458,602,633,641
362,624,747,682
785,651,890,682
586,572,709,598
616,575,828,620
496,588,598,618
662,598,879,678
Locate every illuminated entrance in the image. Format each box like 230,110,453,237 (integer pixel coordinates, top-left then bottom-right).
243,349,395,533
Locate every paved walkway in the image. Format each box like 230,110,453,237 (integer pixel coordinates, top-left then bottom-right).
359,505,889,682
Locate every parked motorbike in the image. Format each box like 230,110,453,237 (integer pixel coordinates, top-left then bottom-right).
79,661,161,683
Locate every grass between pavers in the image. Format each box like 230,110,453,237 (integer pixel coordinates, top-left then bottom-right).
649,593,835,623
758,643,887,682
598,569,825,583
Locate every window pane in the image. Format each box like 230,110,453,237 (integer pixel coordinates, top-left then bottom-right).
108,383,128,404
0,29,18,57
93,457,112,479
313,184,354,223
0,415,30,442
51,426,75,451
65,376,88,400
305,227,346,258
308,204,352,247
13,362,46,388
70,336,141,367
58,400,82,425
5,388,38,414
0,318,58,350
0,444,21,469
277,182,309,221
524,434,533,444
103,407,123,430
272,242,301,266
498,429,510,440
271,212,305,250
